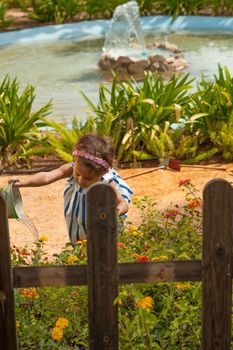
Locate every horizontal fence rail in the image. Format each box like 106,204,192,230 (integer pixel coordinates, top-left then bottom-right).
0,180,233,350
12,260,202,288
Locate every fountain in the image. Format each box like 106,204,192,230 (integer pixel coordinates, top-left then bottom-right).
98,1,186,81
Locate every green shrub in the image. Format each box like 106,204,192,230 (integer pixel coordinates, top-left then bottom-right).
30,0,82,24
155,0,206,16
0,76,52,167
0,1,11,28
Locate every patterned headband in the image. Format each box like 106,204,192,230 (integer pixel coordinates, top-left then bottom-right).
72,150,110,171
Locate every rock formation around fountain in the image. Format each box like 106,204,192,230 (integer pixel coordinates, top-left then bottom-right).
98,1,186,81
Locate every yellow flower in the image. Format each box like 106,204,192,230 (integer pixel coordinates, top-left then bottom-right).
118,298,123,305
136,231,144,237
128,225,138,232
55,317,69,329
160,255,168,260
51,326,63,340
151,255,169,262
76,239,87,246
16,320,20,329
130,230,144,237
176,283,191,290
39,235,48,241
151,257,160,262
137,296,154,311
66,255,78,264
131,253,140,259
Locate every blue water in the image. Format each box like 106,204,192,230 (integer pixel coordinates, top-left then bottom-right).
0,16,232,123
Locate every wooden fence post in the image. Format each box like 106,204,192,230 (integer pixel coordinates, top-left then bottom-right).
0,193,18,350
87,183,118,350
202,179,233,350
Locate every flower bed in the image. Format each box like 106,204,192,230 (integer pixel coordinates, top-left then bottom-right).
13,179,204,349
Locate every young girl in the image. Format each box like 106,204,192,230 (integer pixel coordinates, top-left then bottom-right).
9,133,133,244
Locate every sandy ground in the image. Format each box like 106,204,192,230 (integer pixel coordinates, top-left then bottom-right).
0,164,232,257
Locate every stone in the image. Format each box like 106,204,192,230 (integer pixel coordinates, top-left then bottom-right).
115,56,134,66
98,40,186,81
164,42,179,52
149,62,160,72
149,54,166,64
166,56,175,64
98,56,115,70
128,60,150,74
173,58,186,70
158,61,170,73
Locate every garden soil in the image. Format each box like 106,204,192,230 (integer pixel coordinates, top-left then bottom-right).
0,164,232,258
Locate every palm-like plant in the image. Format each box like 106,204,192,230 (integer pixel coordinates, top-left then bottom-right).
184,65,233,143
0,76,53,166
81,72,194,160
44,116,96,162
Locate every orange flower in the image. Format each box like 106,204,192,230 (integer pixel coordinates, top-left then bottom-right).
164,209,180,218
51,327,63,340
188,199,201,209
176,283,191,290
136,296,154,311
19,288,39,299
55,317,69,329
137,255,149,263
179,179,191,187
118,242,126,249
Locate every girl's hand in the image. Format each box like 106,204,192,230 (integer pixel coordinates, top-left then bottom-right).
8,176,23,187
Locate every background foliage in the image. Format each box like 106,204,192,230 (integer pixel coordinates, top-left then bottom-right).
1,66,233,167
1,0,233,26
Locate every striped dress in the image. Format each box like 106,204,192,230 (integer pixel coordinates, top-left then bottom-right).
63,168,133,244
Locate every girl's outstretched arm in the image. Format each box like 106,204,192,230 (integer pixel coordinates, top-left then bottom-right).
8,163,73,188
110,182,129,215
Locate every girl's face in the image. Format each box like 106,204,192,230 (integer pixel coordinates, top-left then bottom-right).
73,158,105,188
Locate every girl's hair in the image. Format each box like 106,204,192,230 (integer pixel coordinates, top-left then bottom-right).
73,133,115,173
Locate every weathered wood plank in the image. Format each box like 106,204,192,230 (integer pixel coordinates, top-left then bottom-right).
12,260,202,288
0,193,18,350
202,179,233,350
13,265,88,287
87,183,119,350
119,260,202,283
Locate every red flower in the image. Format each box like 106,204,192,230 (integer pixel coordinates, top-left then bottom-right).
21,248,30,256
164,209,180,218
137,255,149,263
178,179,191,187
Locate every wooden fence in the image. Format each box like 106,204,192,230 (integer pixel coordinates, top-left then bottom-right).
0,179,232,349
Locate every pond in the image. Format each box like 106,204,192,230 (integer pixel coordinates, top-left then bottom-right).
0,16,233,123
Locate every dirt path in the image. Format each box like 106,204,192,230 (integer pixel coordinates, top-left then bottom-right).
0,164,231,257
